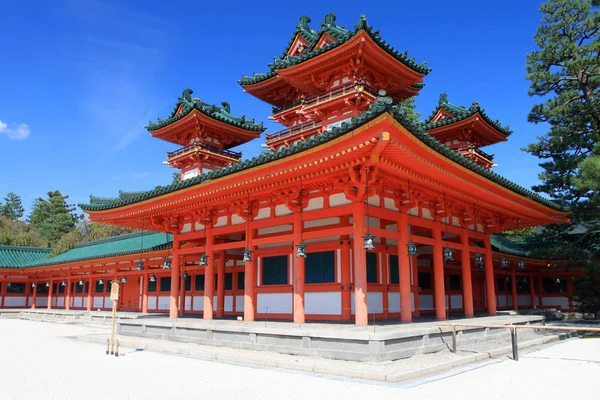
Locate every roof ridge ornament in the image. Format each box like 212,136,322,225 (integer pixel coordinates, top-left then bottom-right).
181,88,194,105
355,14,368,31
297,15,312,31
221,101,231,114
323,13,337,27
438,93,448,105
374,90,393,107
470,100,480,110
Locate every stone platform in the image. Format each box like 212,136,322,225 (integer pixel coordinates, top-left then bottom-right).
117,315,543,362
1,309,162,324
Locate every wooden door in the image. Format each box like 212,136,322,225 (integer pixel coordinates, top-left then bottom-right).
119,279,141,311
472,274,486,311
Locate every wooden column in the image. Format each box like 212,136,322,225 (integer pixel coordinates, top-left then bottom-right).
244,221,256,322
47,279,53,309
169,239,181,319
397,213,412,322
566,275,574,311
340,216,351,320
216,251,226,318
0,278,5,308
65,279,71,310
86,276,93,311
511,266,518,310
537,275,544,307
293,211,306,324
204,229,215,320
529,273,536,308
483,234,497,316
460,230,474,317
352,201,368,326
432,222,446,320
142,269,149,313
31,281,37,309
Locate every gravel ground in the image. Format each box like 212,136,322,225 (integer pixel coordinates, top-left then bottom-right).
0,319,598,400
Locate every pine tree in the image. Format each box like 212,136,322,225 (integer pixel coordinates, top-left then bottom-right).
1,192,25,221
28,190,82,246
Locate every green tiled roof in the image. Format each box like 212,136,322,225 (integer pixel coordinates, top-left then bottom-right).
490,235,529,257
424,93,512,136
24,232,172,268
90,190,147,205
146,88,265,132
80,92,568,213
239,14,430,86
0,246,51,269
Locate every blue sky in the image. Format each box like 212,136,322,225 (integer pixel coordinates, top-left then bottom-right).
0,0,551,216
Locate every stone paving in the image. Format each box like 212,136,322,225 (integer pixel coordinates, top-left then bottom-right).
0,319,598,399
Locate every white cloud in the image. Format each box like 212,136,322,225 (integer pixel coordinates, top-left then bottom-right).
0,120,30,140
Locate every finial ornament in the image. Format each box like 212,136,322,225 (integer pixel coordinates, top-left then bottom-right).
375,90,393,106
298,15,311,30
439,93,448,104
323,13,337,26
182,88,194,103
470,100,480,110
221,101,231,114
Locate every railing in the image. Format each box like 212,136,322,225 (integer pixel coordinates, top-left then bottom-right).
458,146,494,162
167,141,242,160
272,81,381,115
265,120,322,142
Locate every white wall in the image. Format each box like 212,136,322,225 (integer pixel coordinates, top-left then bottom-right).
257,293,292,314
305,292,341,315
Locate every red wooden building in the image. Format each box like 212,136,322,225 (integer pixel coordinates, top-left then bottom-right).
0,14,577,325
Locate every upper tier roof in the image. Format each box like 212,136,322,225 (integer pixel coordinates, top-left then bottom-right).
80,93,567,214
424,93,513,137
0,245,51,269
239,14,431,86
146,88,265,134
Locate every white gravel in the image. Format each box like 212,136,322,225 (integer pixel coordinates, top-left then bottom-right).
0,319,598,400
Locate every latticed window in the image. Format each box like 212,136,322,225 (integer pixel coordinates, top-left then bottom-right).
262,255,288,285
366,252,378,284
305,251,335,283
389,255,399,284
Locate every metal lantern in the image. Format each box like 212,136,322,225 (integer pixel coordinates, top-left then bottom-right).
182,271,189,281
555,278,561,285
443,247,453,262
121,276,127,284
363,234,375,251
199,253,208,266
407,241,418,257
31,282,36,288
296,243,307,258
501,258,509,269
474,252,484,268
162,257,172,270
98,278,104,286
518,260,525,270
149,274,156,283
61,280,66,286
78,279,84,286
136,260,145,271
45,281,50,287
505,275,510,283
243,249,252,263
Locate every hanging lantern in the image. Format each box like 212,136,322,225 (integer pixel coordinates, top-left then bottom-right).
363,234,375,251
61,280,66,286
121,276,127,284
501,258,509,269
443,247,453,262
296,243,307,258
98,278,104,286
45,281,50,287
162,257,171,270
505,275,510,283
182,271,189,281
149,274,156,283
136,260,144,271
31,282,36,288
518,260,525,270
243,249,252,263
199,253,208,266
555,278,561,285
474,252,484,268
78,279,84,286
407,241,418,257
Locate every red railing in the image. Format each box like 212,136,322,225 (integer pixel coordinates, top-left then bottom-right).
265,121,322,141
167,141,242,160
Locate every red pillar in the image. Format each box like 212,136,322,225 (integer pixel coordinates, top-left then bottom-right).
217,251,226,318
65,279,71,310
31,281,37,309
47,279,53,310
511,267,518,310
244,245,256,322
204,230,215,320
398,213,412,322
529,273,536,308
352,201,368,326
460,230,474,317
432,222,446,320
142,269,148,313
293,212,305,324
537,275,544,307
340,216,351,320
169,239,181,319
483,235,497,316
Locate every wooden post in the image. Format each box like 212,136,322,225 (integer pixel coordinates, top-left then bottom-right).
460,230,474,317
169,239,181,319
142,269,149,313
452,325,457,353
529,273,536,308
483,234,497,316
65,279,71,311
398,213,412,322
244,218,256,322
432,221,446,320
31,281,37,309
511,327,519,361
352,201,368,326
340,215,351,321
204,228,215,320
293,211,305,324
216,251,226,318
109,280,119,355
537,275,544,308
87,276,93,311
47,279,53,310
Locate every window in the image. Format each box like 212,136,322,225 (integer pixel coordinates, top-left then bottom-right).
449,275,461,291
389,255,399,284
305,251,335,283
106,282,112,293
195,274,205,291
262,255,288,285
366,252,378,284
95,280,104,293
58,283,66,294
184,276,191,291
75,282,84,294
7,282,25,294
516,277,529,293
497,277,506,292
53,283,58,294
36,284,48,295
148,277,157,293
237,272,245,290
85,282,89,294
418,272,432,290
160,277,171,292
225,273,233,290
542,277,564,293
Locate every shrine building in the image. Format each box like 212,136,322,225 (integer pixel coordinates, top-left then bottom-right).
0,14,578,326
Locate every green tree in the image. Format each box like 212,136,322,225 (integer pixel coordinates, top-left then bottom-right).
0,192,25,221
28,190,82,246
0,215,46,247
51,221,135,256
172,171,181,184
525,0,599,219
